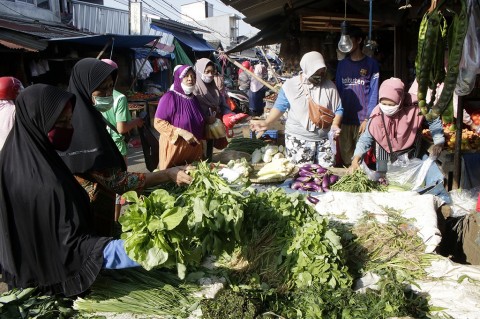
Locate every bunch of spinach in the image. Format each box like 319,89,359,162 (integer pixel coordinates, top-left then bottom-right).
120,161,250,279
178,161,250,257
120,189,191,277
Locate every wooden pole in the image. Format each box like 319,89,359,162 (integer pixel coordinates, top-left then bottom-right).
96,37,113,59
452,95,464,189
257,46,280,85
218,51,278,92
129,37,161,92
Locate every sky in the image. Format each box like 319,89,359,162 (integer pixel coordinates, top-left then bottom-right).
103,0,259,37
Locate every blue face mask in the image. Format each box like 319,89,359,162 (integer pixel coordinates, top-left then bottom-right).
93,96,114,112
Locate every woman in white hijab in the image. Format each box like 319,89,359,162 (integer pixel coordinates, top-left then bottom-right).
250,51,343,167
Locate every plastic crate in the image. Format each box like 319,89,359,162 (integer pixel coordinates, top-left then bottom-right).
250,130,278,139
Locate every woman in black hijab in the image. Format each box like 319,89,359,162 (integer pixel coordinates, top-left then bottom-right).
60,58,191,236
0,84,115,296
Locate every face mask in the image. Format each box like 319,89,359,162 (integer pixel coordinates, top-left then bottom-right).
380,103,401,117
48,127,74,151
309,75,323,86
201,73,214,83
181,83,194,95
93,96,114,112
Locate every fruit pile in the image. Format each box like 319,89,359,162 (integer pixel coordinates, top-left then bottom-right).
422,124,480,151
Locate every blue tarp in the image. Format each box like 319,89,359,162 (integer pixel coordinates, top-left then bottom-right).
48,34,161,48
150,24,214,52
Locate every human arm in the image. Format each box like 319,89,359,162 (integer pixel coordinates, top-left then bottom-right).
117,118,143,134
250,87,288,133
103,239,140,269
154,119,199,145
112,93,143,134
89,166,191,194
349,121,375,171
427,116,445,158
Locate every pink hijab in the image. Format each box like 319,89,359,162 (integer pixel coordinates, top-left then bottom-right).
369,78,423,152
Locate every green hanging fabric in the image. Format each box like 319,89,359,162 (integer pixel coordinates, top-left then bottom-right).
173,39,193,67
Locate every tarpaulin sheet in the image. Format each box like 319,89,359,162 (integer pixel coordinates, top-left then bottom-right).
150,25,213,52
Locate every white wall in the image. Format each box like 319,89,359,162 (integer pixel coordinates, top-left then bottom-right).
180,1,213,22
0,0,61,22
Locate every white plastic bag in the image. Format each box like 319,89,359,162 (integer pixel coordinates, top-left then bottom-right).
387,154,426,189
455,0,480,96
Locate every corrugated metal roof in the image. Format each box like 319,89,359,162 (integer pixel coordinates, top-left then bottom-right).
0,16,92,39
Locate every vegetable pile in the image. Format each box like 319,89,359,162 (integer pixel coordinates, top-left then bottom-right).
291,163,339,192
330,169,388,193
415,0,468,121
120,161,248,279
251,144,286,164
5,162,442,318
225,137,267,154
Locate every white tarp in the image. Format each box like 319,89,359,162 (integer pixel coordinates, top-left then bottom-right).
312,191,442,253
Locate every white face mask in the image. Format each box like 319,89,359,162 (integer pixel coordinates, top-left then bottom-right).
201,73,214,83
181,83,194,95
93,95,114,112
380,103,401,117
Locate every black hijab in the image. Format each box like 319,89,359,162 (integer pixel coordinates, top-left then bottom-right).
0,84,111,296
60,57,126,173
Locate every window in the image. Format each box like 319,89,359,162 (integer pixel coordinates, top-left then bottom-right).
12,0,50,10
36,0,50,9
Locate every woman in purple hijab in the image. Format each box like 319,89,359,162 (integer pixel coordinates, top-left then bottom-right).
154,65,206,169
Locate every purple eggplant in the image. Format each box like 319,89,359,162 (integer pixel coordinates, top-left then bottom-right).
307,195,320,204
313,176,323,185
329,174,339,185
322,174,330,189
300,164,313,171
309,164,323,170
299,169,315,177
291,181,304,190
296,176,313,183
315,167,328,174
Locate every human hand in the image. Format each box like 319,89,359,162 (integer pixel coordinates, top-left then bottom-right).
330,125,341,139
135,117,144,128
430,143,444,159
166,166,192,186
250,120,268,133
348,156,362,173
207,115,217,124
178,128,199,145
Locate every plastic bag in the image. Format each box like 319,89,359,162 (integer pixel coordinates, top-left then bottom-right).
455,0,480,96
328,129,337,156
448,186,480,217
386,154,426,189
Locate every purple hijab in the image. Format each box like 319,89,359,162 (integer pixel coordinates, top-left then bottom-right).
155,65,205,139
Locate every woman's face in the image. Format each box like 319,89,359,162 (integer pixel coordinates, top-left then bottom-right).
203,65,216,76
91,76,114,100
182,70,196,86
54,102,74,129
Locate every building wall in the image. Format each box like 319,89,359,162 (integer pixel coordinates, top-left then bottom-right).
195,14,239,50
180,1,213,22
0,0,61,22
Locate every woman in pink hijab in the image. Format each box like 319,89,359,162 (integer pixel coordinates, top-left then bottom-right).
350,77,445,173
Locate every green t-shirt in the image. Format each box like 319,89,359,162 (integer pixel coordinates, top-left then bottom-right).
102,90,131,156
